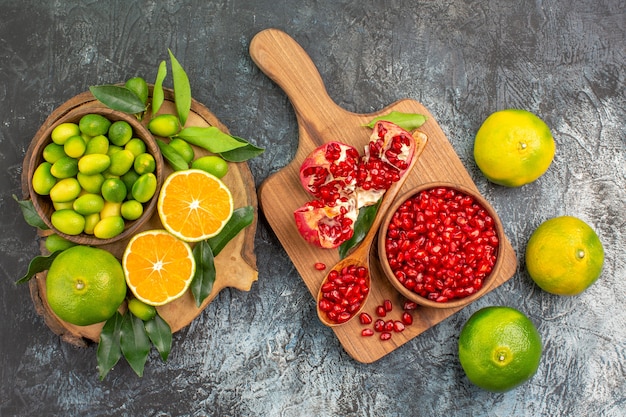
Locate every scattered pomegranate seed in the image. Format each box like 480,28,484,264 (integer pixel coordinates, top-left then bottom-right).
314,262,326,271
361,328,374,337
374,319,385,332
384,186,499,303
384,320,395,332
401,311,413,325
383,299,393,312
403,301,418,311
393,321,406,332
376,305,387,317
380,332,392,341
359,312,373,325
318,264,369,325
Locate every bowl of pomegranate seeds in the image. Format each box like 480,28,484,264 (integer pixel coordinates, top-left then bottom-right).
377,183,504,309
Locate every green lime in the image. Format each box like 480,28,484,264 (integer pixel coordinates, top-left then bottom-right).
43,143,66,163
101,178,127,203
131,173,157,203
100,201,122,219
50,209,85,235
45,233,77,253
125,77,149,105
50,156,79,179
108,120,133,147
51,123,81,145
77,172,105,194
169,138,194,163
79,114,111,137
73,193,105,215
107,149,135,176
78,154,111,175
49,178,81,203
191,155,228,178
63,135,86,158
53,201,74,211
85,135,109,155
458,306,542,392
148,114,181,137
127,297,157,321
121,200,144,221
133,153,156,175
124,138,146,157
46,246,126,326
83,213,100,235
32,162,57,195
93,216,125,239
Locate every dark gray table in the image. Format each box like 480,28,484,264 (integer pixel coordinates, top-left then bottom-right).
1,1,624,416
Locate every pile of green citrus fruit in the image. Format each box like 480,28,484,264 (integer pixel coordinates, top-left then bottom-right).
456,109,606,393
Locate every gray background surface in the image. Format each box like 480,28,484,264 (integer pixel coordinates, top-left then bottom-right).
1,1,624,416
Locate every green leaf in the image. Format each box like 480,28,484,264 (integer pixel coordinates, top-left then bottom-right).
13,195,48,229
207,206,254,256
365,111,427,131
97,311,123,380
156,139,189,171
152,60,167,115
176,127,247,154
89,85,146,114
16,251,61,284
190,240,216,307
120,312,151,377
144,313,172,362
168,49,191,126
219,136,265,162
338,202,380,259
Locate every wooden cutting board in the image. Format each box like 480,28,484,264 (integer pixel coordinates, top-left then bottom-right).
251,28,518,363
21,89,259,347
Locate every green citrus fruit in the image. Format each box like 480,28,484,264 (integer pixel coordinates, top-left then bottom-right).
124,138,146,157
46,246,127,326
107,149,135,176
45,233,77,253
50,156,79,179
79,114,111,137
474,109,555,187
120,200,144,220
43,143,66,163
526,216,604,295
148,114,181,137
50,209,85,235
458,306,542,392
125,77,149,105
108,120,133,146
63,135,87,158
168,138,194,163
93,216,125,239
191,155,228,178
78,154,111,175
127,298,157,321
101,178,127,203
133,153,156,175
51,123,81,145
85,135,110,155
32,162,57,195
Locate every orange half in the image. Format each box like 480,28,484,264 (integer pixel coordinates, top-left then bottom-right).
157,169,234,242
123,229,196,306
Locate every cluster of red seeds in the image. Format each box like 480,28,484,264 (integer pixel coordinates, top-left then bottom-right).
384,187,499,303
359,299,416,340
318,264,370,324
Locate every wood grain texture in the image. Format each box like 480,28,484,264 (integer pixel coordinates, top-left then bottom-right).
20,89,259,346
252,29,517,363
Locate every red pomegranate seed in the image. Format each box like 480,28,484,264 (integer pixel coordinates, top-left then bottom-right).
401,312,413,325
393,321,405,332
384,320,395,332
314,262,326,271
403,301,418,311
359,312,373,325
380,332,392,341
361,328,374,337
376,305,387,317
383,299,393,312
374,319,385,332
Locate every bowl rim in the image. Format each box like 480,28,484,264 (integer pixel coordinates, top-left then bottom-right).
376,181,505,309
27,104,164,246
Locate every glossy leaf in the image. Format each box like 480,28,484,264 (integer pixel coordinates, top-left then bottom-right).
176,127,247,153
13,195,48,229
219,136,265,162
338,202,380,259
97,311,123,380
168,49,191,126
16,251,61,284
120,312,151,377
89,85,146,114
207,206,254,256
144,313,172,362
191,240,216,307
156,139,189,171
365,111,427,131
152,60,167,115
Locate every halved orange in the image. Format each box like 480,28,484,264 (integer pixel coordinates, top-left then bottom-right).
157,169,233,242
123,229,196,306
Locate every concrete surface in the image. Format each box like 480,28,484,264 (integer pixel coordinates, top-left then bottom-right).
0,1,624,416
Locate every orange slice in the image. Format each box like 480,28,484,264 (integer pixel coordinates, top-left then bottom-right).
123,229,196,306
157,169,233,242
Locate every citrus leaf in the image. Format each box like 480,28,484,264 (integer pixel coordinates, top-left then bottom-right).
152,60,167,115
144,313,172,362
97,311,123,380
156,139,189,171
89,85,146,114
120,312,151,377
190,240,215,307
13,195,48,229
15,251,61,284
207,206,254,256
176,127,247,153
168,49,191,126
219,136,265,162
365,111,427,131
339,202,380,259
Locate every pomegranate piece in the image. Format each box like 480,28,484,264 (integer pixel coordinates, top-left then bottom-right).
318,264,370,325
359,312,373,325
384,186,499,302
314,262,327,271
294,196,358,249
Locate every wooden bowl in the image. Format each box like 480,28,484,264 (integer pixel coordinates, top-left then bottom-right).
26,105,163,246
377,182,505,309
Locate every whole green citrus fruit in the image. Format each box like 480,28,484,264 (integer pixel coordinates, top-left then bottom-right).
46,246,127,326
458,306,542,392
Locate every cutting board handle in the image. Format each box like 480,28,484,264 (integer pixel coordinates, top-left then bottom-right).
250,29,346,126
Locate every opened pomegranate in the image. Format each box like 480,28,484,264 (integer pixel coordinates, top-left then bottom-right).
294,121,421,248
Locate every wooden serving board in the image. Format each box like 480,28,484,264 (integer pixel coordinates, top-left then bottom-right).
21,89,258,347
251,28,517,363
